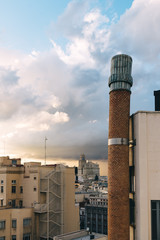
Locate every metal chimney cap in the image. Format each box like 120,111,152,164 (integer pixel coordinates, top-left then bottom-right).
111,54,132,61
108,54,133,92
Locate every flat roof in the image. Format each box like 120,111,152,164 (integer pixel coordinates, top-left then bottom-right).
131,110,160,116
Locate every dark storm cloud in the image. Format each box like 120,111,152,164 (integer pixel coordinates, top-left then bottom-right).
44,141,108,160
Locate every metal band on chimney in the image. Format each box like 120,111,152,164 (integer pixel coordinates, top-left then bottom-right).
108,138,129,145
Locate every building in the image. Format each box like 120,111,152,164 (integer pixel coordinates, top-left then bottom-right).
129,108,160,240
0,208,34,240
78,155,100,181
0,157,79,240
85,195,107,235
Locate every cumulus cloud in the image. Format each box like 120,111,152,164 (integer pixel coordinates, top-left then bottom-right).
108,0,160,112
111,0,160,61
54,0,90,39
0,0,159,160
0,67,19,86
89,120,97,124
16,111,69,131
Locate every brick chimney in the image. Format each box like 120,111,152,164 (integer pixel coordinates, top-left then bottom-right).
108,54,133,240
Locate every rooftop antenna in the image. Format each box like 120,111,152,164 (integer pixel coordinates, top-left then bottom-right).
45,137,48,165
4,139,5,156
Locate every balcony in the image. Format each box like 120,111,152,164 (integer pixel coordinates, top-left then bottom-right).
34,203,47,213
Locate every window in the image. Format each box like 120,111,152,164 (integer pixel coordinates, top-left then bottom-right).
0,237,5,240
151,200,160,240
19,200,23,208
34,176,36,180
12,200,16,208
1,200,3,206
12,180,16,184
0,221,5,229
33,187,37,192
130,198,135,225
129,166,135,193
12,235,16,240
1,186,3,193
12,219,17,228
12,160,17,165
12,186,16,193
23,233,30,240
20,186,23,193
1,180,3,184
23,218,31,227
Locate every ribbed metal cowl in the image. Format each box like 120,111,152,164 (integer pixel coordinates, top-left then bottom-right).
108,54,133,92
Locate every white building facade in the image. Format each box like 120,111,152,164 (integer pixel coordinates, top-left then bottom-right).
130,111,160,240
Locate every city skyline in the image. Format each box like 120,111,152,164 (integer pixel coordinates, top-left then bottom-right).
0,0,159,162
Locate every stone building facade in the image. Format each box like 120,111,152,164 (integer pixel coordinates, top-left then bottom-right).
78,154,100,180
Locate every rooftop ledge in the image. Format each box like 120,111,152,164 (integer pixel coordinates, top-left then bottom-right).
132,111,160,116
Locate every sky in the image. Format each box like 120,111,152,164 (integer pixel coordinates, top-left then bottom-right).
0,0,159,162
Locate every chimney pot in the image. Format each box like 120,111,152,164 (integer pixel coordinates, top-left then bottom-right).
154,90,160,111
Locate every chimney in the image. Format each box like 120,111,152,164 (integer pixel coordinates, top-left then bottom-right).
154,90,160,111
108,54,133,240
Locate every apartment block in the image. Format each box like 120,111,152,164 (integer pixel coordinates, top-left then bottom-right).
129,110,160,240
85,195,107,235
0,157,79,240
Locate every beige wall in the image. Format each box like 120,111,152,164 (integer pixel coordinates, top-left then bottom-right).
0,172,7,206
0,208,34,240
23,164,40,208
0,157,21,166
0,167,24,208
134,111,160,240
23,164,59,207
75,193,88,203
6,168,24,207
0,161,80,238
63,167,80,234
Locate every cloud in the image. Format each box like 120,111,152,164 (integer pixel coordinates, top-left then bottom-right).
46,0,160,160
0,99,19,119
0,67,19,86
110,0,160,62
53,0,90,39
107,0,160,112
0,0,160,161
89,120,97,124
16,111,69,132
0,1,114,160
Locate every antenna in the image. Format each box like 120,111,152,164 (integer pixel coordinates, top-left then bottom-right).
45,137,48,165
4,139,5,156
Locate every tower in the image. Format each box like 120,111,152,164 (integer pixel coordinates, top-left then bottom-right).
78,154,86,175
108,54,133,240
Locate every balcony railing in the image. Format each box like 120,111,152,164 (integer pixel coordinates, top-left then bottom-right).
34,203,47,213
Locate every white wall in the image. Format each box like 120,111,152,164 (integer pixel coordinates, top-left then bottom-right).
134,111,160,240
